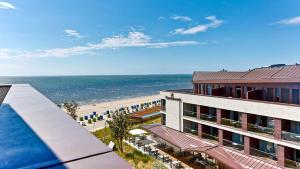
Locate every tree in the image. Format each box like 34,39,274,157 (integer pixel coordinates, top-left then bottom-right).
63,101,80,120
106,111,132,153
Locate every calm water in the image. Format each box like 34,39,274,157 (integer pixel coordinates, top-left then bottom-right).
0,75,192,105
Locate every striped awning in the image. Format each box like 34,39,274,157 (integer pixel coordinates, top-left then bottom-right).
143,124,282,169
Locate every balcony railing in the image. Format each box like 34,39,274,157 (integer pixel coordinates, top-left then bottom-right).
200,114,216,122
202,133,218,141
250,148,277,160
184,127,198,135
183,110,197,118
221,118,242,128
247,123,274,136
282,131,300,143
285,158,300,168
161,106,166,111
223,139,244,151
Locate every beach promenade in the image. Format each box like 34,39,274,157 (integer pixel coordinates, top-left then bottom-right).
75,95,161,131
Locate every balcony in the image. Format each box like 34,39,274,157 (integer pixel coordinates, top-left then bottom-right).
200,114,216,122
202,133,218,141
183,127,198,135
250,148,277,160
282,131,300,143
221,118,242,128
223,139,244,151
285,158,300,168
247,123,274,136
183,110,197,118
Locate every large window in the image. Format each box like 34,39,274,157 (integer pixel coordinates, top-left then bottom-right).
292,89,299,104
281,88,290,103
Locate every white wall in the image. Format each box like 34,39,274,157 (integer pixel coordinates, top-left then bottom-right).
161,91,300,122
165,98,181,131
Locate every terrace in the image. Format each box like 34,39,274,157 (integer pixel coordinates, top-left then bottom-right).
142,124,283,169
0,84,131,169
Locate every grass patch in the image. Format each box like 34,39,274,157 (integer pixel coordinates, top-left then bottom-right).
93,117,167,169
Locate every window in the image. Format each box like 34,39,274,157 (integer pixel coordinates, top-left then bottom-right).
161,114,166,125
281,88,290,103
266,88,273,101
292,89,299,104
275,88,281,102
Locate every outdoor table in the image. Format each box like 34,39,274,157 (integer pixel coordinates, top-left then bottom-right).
172,161,181,169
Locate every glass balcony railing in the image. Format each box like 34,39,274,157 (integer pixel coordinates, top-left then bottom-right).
200,114,216,122
285,158,300,168
223,139,244,151
183,110,197,118
247,123,274,136
250,148,277,160
221,118,242,128
202,133,218,141
282,131,300,143
183,127,198,135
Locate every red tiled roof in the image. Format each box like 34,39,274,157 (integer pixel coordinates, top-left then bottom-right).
193,65,300,83
143,124,282,169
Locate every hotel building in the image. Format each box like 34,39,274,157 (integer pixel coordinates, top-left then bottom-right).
159,64,300,168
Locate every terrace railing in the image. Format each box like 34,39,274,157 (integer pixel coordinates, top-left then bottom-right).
285,158,300,168
221,118,242,128
200,114,216,122
183,110,197,118
202,133,218,141
282,131,300,143
223,139,244,151
247,123,274,136
183,127,198,136
250,148,277,160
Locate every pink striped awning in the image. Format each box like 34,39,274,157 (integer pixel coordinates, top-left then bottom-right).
143,124,282,169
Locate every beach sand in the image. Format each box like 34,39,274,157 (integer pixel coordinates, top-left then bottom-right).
76,95,161,131
78,95,161,116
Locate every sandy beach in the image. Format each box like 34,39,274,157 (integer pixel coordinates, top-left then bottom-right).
76,95,161,131
78,95,161,116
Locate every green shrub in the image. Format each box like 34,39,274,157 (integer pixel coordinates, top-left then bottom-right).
153,161,168,169
79,117,83,121
93,118,97,122
88,119,92,124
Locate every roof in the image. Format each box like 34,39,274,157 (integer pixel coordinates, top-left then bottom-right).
130,106,160,119
0,84,132,169
143,124,282,169
193,64,300,84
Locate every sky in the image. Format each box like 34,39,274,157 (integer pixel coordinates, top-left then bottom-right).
0,0,300,76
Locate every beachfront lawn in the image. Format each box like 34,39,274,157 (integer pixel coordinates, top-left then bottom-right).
93,117,166,169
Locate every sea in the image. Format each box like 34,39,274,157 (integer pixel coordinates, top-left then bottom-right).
0,75,192,105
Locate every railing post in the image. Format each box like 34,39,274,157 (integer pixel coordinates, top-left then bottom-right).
244,136,250,155
198,123,202,138
217,109,222,124
277,145,285,167
196,105,201,119
274,118,282,140
241,113,248,131
218,129,223,145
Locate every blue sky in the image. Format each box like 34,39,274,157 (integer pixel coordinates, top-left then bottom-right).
0,0,300,76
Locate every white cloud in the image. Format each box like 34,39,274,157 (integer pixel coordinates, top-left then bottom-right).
172,16,223,35
0,1,15,9
275,16,300,25
170,15,192,22
65,29,82,38
0,32,200,59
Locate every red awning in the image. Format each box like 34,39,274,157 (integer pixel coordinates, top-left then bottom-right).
143,124,282,169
